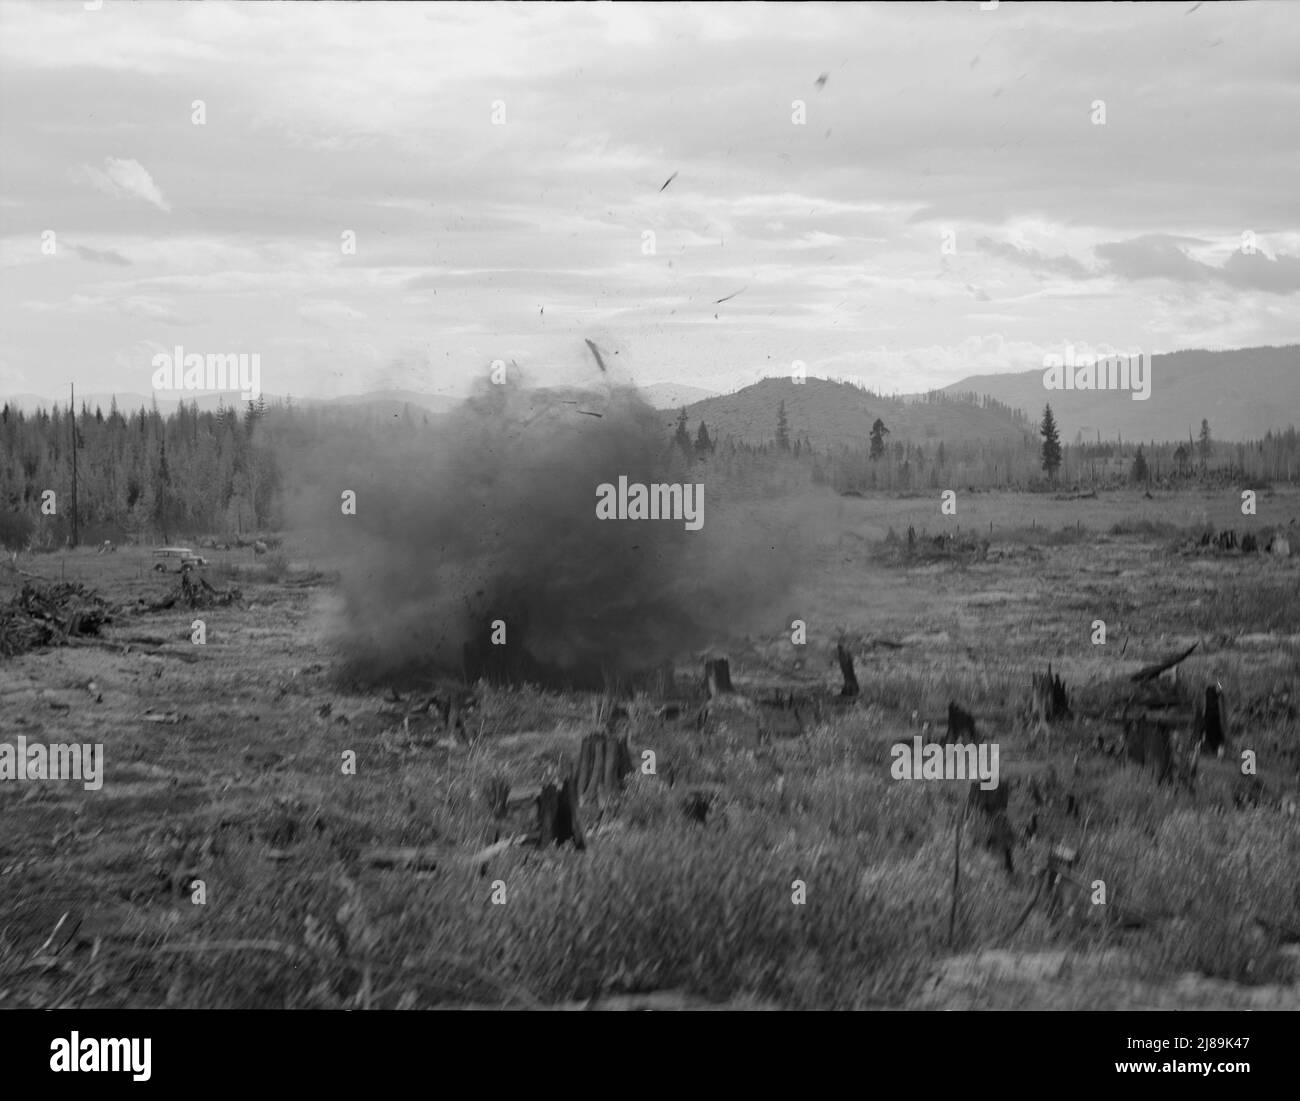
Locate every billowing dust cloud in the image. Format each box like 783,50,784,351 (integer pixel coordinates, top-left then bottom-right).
295,380,808,688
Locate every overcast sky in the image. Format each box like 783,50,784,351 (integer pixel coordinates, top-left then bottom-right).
1,0,1298,403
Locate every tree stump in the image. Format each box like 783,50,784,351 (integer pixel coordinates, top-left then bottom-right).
1193,683,1229,755
836,642,860,698
1029,664,1070,724
537,775,585,850
575,731,632,804
704,657,733,697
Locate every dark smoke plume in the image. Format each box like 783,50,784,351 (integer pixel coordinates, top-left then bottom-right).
294,378,807,689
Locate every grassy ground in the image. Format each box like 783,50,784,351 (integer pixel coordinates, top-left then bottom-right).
1,488,1297,1009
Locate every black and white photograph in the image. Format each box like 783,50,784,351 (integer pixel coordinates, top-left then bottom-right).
1,0,1297,1054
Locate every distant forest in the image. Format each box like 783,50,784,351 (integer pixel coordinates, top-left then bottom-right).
0,394,1296,551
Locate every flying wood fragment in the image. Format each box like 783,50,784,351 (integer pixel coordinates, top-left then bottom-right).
714,287,747,305
659,171,678,192
584,338,608,373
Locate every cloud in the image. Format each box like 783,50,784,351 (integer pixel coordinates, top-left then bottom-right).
117,296,199,326
1219,249,1300,294
1096,234,1300,294
298,300,369,327
1094,235,1208,283
72,243,132,266
976,238,1094,279
78,157,171,212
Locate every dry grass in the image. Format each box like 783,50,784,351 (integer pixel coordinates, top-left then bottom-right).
1,488,1297,1009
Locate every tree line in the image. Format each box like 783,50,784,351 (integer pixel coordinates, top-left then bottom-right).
1,393,1296,552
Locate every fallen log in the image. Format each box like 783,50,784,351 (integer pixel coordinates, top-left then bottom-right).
363,836,529,872
1130,641,1198,683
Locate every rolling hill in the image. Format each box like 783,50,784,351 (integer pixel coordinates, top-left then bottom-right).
944,345,1300,444
637,382,719,410
679,377,1029,451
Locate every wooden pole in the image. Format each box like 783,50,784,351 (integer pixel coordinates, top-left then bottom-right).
836,642,859,698
948,800,967,948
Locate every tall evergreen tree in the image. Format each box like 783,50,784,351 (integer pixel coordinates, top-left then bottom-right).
673,407,692,456
1198,418,1212,468
694,420,714,456
1040,404,1062,481
869,418,889,460
775,400,791,451
1131,444,1149,484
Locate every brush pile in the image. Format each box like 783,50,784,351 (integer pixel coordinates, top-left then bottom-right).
149,571,242,611
0,581,113,657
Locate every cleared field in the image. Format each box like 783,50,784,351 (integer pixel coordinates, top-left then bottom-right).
1,488,1297,1009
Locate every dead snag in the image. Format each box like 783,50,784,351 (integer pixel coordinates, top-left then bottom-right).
836,642,860,698
704,657,734,697
575,731,632,804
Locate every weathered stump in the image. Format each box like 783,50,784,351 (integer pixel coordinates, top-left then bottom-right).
1029,664,1070,724
1194,682,1229,755
575,731,633,804
537,775,585,850
704,657,733,697
1121,719,1175,783
945,701,980,744
836,642,859,698
481,775,511,819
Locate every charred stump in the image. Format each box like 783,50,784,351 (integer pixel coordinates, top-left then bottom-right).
967,782,1014,874
1030,664,1071,724
704,657,734,698
945,701,980,744
537,775,585,850
1121,719,1174,783
486,776,585,850
1194,682,1229,755
836,642,860,699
